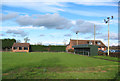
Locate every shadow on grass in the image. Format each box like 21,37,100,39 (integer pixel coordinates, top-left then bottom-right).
110,71,120,81
39,57,61,67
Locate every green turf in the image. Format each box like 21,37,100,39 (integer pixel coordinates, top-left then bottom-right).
2,52,119,79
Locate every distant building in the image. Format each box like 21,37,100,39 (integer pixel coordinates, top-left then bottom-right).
12,43,30,52
66,39,106,51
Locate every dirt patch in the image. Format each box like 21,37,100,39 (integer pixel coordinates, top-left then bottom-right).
47,70,107,73
101,71,106,72
3,73,9,76
36,67,41,69
70,71,99,73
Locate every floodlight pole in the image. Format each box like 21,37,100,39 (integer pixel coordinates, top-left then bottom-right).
108,21,110,56
77,33,78,45
76,31,79,45
94,24,95,45
104,16,113,56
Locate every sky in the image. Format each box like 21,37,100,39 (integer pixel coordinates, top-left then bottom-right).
0,0,119,46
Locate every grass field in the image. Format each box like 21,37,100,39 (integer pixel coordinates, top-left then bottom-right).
2,52,120,79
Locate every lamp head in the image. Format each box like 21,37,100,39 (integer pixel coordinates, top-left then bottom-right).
107,17,110,20
76,31,79,34
104,19,106,22
106,21,108,23
111,16,113,19
104,19,108,23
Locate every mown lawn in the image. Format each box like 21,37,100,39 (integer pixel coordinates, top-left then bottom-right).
2,52,119,79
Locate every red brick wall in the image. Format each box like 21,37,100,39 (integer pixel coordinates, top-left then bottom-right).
12,47,29,52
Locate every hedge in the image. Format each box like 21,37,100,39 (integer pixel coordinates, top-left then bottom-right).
30,45,66,52
98,51,120,58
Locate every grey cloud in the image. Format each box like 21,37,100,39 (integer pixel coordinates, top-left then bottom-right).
0,34,5,36
84,32,102,39
64,34,72,37
0,12,18,21
91,32,102,35
72,20,102,34
97,33,118,40
6,29,27,37
12,35,16,37
16,13,73,29
40,34,45,36
96,32,102,35
84,37,91,39
15,14,103,34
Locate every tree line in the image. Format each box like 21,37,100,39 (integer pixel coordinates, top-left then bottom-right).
1,38,66,52
1,39,16,50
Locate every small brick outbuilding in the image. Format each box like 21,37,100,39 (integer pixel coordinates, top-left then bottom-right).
12,43,30,52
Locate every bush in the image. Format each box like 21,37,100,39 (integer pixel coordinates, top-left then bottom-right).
98,51,120,58
68,49,74,53
1,38,16,50
109,53,120,58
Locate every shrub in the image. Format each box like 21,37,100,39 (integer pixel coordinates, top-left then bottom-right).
68,49,74,53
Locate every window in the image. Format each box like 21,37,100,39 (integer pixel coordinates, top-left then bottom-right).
95,41,97,44
89,41,93,45
24,47,28,50
102,48,104,50
13,47,17,50
87,41,89,44
97,42,101,45
19,47,22,50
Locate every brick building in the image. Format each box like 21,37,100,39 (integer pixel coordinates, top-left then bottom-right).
12,43,30,52
66,39,106,51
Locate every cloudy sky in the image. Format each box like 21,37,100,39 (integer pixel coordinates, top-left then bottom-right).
0,0,119,46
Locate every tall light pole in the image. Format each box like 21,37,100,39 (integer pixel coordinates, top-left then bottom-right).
76,31,79,45
104,16,113,56
94,24,96,45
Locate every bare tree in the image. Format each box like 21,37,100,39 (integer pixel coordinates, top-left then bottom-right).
24,37,30,43
63,39,67,45
37,42,42,45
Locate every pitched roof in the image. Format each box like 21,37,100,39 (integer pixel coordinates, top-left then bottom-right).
12,43,30,47
70,39,106,47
